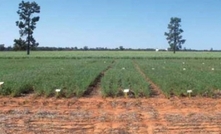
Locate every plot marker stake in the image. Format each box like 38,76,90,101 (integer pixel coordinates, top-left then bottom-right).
187,90,192,98
123,89,129,98
0,82,4,88
55,89,61,97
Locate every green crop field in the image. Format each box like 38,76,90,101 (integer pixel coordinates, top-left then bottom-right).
136,59,221,97
101,59,150,98
1,51,221,59
0,51,221,98
0,58,113,97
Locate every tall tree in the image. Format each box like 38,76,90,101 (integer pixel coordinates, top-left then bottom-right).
164,17,185,53
119,46,124,51
16,1,40,55
13,38,26,50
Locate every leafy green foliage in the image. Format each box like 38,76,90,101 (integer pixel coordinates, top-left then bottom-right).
165,17,186,53
101,60,150,98
16,1,40,55
13,38,26,51
0,44,4,51
1,51,221,98
0,59,112,97
136,59,221,97
119,46,124,51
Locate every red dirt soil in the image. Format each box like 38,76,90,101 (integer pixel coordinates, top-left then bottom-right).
0,95,221,134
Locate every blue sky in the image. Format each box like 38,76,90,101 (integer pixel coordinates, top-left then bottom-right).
1,0,221,50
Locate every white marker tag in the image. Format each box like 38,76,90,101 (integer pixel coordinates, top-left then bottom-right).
123,89,129,93
187,90,192,93
0,82,4,85
55,89,61,92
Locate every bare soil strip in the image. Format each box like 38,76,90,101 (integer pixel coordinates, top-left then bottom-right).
133,60,165,98
84,61,115,97
0,96,221,134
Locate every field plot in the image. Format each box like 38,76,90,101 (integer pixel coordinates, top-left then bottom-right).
136,59,221,97
1,51,221,133
0,59,113,97
101,59,150,98
1,51,221,59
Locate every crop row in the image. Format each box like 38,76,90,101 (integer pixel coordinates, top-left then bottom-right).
1,58,221,98
0,59,112,97
0,59,151,98
136,59,221,97
101,59,150,98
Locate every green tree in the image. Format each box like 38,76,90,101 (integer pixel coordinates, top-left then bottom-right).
83,46,88,51
0,44,5,51
165,17,186,53
119,46,124,51
13,38,26,50
16,1,40,55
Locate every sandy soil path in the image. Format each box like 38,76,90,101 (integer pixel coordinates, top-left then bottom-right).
0,95,221,134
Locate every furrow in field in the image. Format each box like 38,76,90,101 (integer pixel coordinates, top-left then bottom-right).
135,59,221,98
83,61,115,97
100,59,151,98
133,60,165,98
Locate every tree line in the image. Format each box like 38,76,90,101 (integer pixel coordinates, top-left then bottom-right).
1,44,220,52
2,1,189,54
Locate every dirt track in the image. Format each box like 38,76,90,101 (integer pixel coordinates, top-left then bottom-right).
0,95,221,134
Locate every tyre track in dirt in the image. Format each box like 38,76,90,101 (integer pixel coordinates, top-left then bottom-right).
133,60,165,98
